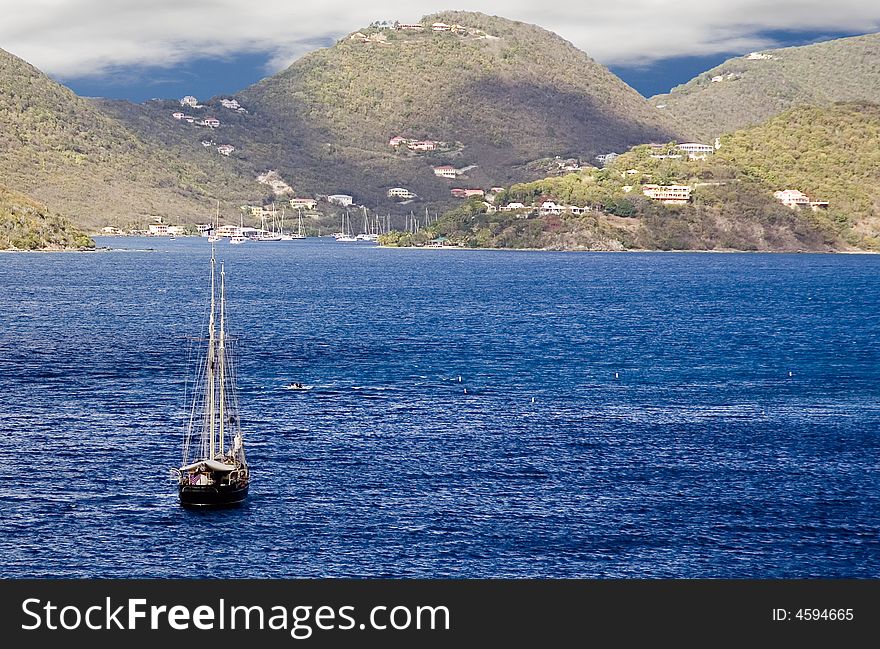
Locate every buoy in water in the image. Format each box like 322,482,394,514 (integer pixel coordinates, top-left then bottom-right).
614,372,619,379
531,397,535,404
458,375,462,382
788,371,793,377
464,388,467,394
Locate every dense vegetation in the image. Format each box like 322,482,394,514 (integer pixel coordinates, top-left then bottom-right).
0,186,94,250
381,103,880,251
228,11,682,210
0,48,259,230
3,17,878,252
716,102,880,249
651,33,880,138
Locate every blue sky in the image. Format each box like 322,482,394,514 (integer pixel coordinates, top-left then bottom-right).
2,1,877,101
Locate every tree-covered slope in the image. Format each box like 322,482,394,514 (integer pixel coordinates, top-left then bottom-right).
386,103,880,252
230,11,683,208
716,102,880,247
651,33,880,138
0,186,94,250
0,48,259,229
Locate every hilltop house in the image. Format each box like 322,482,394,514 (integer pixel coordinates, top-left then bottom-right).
676,143,714,159
462,189,485,197
408,140,437,151
540,201,563,215
774,189,828,211
432,22,451,31
499,202,526,211
172,111,185,120
387,187,416,199
289,198,318,210
642,184,692,204
328,194,353,206
595,153,618,167
433,165,457,178
219,98,240,110
203,117,220,128
389,136,408,147
180,95,199,108
397,23,424,31
217,144,235,156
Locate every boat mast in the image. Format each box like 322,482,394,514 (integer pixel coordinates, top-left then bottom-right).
208,243,217,460
218,261,226,456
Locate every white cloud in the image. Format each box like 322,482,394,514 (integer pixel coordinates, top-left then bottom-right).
1,0,878,78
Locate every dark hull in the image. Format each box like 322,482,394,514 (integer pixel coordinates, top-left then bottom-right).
179,483,249,508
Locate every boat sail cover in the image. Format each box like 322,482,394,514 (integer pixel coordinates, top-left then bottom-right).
179,459,237,473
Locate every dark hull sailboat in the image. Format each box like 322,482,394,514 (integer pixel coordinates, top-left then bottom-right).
179,482,249,508
175,242,250,508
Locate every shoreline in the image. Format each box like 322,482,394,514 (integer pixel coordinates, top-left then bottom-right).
378,245,876,255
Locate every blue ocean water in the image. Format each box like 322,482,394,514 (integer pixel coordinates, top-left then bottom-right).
0,238,878,578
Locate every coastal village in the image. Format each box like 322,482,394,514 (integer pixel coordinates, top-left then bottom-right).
127,20,829,247
110,114,828,241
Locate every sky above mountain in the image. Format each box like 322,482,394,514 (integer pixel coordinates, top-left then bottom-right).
2,1,878,100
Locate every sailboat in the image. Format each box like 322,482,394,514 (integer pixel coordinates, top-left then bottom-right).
207,200,221,242
230,212,247,244
335,211,357,242
255,203,282,241
176,244,250,507
356,207,379,241
291,209,306,239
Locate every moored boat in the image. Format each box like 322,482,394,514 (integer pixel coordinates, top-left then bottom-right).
175,244,250,507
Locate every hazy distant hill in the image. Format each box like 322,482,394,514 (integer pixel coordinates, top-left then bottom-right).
0,48,258,229
228,11,683,208
0,185,93,249
650,33,880,139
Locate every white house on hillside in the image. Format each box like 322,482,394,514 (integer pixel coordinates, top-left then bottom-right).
642,184,692,204
328,194,353,206
387,187,416,199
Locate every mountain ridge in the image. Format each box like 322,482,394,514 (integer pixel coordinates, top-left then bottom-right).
650,32,880,138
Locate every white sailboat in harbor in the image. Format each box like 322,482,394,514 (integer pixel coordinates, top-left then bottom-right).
356,206,379,241
230,213,247,244
175,243,250,507
335,211,357,242
255,203,282,241
291,209,306,239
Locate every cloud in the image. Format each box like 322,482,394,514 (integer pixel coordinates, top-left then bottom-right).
1,0,878,78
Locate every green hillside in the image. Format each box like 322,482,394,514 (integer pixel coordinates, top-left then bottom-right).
0,48,259,229
0,186,94,250
229,11,682,209
386,103,880,251
716,102,880,248
651,33,880,138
